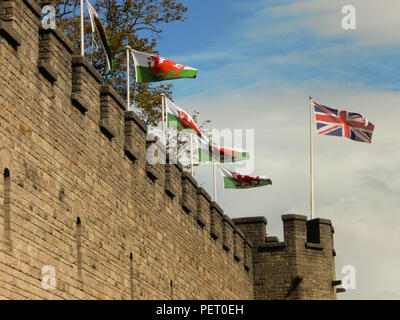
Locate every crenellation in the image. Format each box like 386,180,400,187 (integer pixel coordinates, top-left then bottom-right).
0,20,21,48
222,214,234,252
196,187,210,228
22,0,41,18
164,156,182,199
124,111,146,164
210,201,223,241
233,216,267,247
306,218,333,246
282,214,307,248
243,240,253,271
7,0,40,53
71,56,102,116
145,134,166,182
233,226,244,262
0,0,18,23
0,0,40,50
100,85,125,144
38,30,57,83
38,27,73,84
181,171,197,215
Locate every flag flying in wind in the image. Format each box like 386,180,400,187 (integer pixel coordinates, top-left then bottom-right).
313,100,374,143
85,0,113,74
131,50,198,83
197,137,250,163
220,167,272,189
165,97,204,138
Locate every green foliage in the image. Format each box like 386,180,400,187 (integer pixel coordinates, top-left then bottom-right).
38,0,187,126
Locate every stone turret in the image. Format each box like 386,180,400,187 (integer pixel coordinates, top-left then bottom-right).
234,215,339,299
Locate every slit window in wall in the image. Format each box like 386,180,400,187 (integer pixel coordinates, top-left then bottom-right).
170,280,173,299
3,168,11,245
76,217,82,280
129,253,134,299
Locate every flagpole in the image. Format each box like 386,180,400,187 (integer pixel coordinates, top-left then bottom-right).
125,46,131,111
90,34,94,63
161,94,166,144
309,95,315,220
213,163,217,202
80,0,84,56
131,50,137,110
190,133,194,175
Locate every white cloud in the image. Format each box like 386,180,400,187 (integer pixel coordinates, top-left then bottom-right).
253,0,400,46
175,81,400,300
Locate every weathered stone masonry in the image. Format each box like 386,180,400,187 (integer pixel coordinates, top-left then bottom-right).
0,0,340,300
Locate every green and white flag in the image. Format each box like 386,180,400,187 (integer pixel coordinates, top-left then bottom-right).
131,50,198,83
197,137,250,163
220,166,272,189
85,0,113,74
165,97,204,138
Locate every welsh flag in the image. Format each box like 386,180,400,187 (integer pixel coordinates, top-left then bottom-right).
197,137,250,163
85,0,113,74
165,97,204,138
220,167,272,189
131,50,198,83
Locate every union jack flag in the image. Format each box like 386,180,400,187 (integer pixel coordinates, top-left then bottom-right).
313,100,374,144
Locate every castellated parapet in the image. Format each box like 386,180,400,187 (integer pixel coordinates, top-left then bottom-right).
0,0,339,300
233,216,338,299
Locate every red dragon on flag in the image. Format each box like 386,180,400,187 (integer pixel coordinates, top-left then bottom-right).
231,173,261,187
208,144,238,162
177,109,202,137
219,166,272,189
148,56,185,79
132,50,197,83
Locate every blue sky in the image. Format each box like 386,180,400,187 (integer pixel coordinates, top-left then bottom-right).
155,0,400,97
141,0,400,300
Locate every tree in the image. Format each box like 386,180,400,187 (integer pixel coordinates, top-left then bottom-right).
38,0,187,127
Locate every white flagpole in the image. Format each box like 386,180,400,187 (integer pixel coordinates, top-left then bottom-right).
125,46,131,111
90,34,94,63
213,163,217,202
130,51,137,110
161,94,166,144
80,0,85,56
164,95,167,144
190,133,194,175
309,96,315,219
